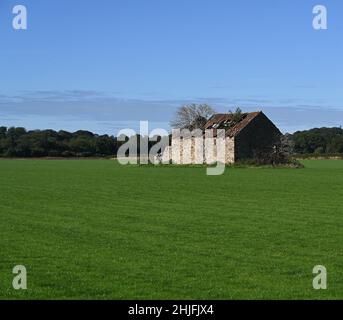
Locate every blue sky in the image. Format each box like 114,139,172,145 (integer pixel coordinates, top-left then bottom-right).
0,0,342,134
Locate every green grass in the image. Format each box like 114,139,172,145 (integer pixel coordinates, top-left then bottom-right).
0,159,342,299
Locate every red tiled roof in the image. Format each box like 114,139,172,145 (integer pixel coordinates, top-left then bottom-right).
204,111,262,137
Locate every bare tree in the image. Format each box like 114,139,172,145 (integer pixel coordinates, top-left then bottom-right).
170,104,216,130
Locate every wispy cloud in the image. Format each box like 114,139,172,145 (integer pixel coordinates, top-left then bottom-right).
0,90,342,133
1,90,114,103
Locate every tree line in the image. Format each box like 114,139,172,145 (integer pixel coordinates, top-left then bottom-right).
0,126,167,158
290,127,343,155
1,125,343,158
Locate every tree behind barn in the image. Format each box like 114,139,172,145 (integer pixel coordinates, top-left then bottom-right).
170,104,216,130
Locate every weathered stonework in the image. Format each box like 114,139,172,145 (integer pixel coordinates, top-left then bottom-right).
161,145,172,163
225,137,235,164
162,136,235,165
162,111,282,165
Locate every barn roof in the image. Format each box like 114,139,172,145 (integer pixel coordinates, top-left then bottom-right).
204,111,262,137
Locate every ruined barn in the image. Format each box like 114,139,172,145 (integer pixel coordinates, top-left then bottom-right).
162,111,282,164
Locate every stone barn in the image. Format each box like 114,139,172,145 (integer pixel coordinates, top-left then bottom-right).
162,111,282,164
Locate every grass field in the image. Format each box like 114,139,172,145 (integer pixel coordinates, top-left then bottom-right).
0,159,342,299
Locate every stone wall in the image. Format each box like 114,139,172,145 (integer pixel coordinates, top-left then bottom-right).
161,136,235,164
161,146,172,163
225,137,235,164
161,112,281,165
